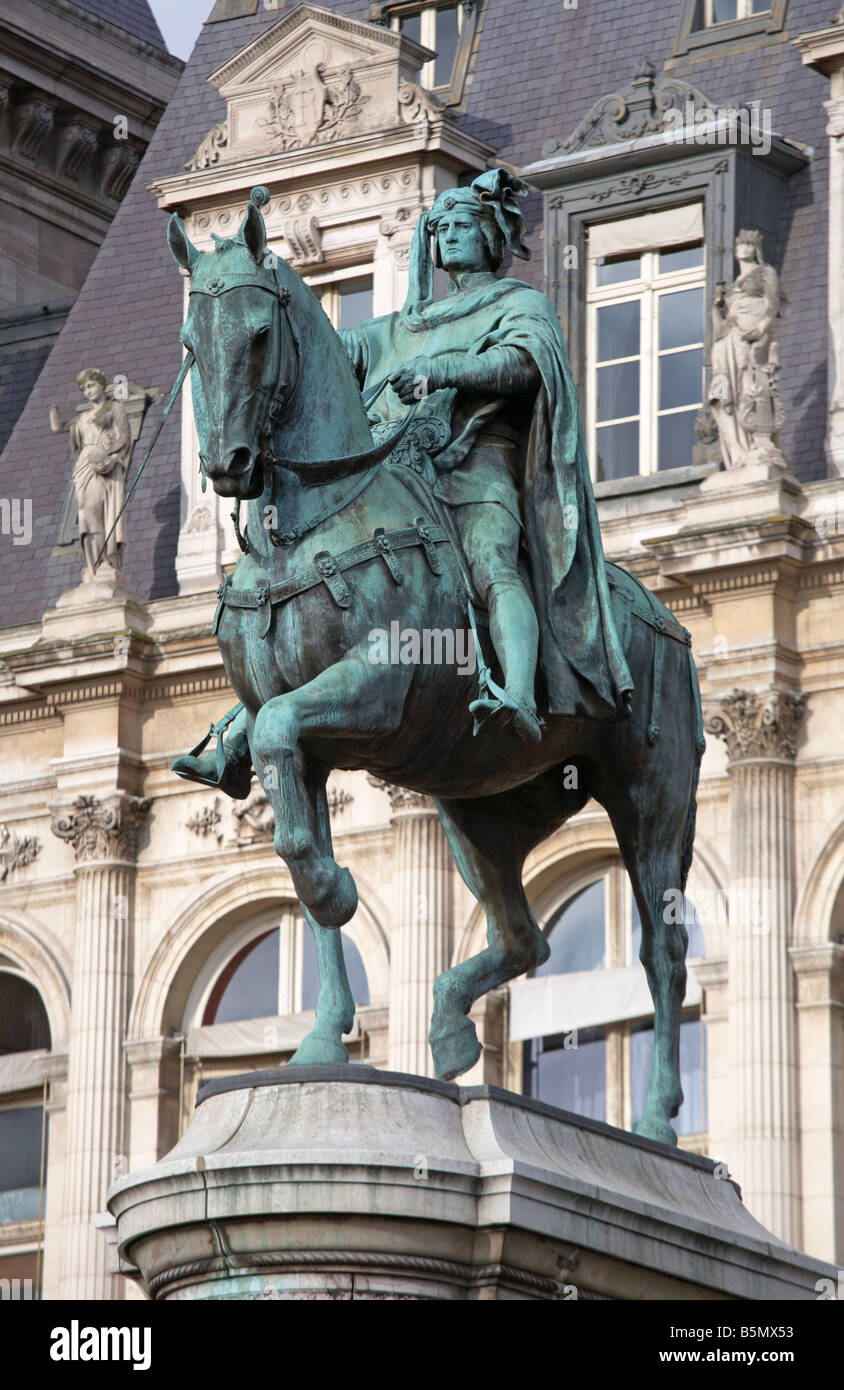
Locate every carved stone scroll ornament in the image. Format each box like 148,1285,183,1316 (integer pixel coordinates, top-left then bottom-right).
541,57,721,156
51,793,151,863
0,826,41,881
186,121,228,172
397,79,444,127
703,689,807,764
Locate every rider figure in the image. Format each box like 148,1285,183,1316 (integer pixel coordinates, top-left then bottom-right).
172,169,632,797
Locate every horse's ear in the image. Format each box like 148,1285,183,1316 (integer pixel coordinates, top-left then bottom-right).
241,202,268,265
167,214,201,273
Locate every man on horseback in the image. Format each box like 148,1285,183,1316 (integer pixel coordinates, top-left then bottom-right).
172,168,632,794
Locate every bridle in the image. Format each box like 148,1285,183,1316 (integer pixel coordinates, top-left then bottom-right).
189,263,423,556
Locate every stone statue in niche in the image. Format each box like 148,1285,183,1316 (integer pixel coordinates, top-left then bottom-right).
50,371,157,582
708,230,787,471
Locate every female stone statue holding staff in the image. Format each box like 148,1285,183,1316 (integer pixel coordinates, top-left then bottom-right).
50,367,131,579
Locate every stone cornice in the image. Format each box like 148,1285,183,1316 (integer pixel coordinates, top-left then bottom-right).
703,688,807,765
50,792,151,864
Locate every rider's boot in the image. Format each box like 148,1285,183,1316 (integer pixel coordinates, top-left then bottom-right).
469,581,544,744
171,703,254,800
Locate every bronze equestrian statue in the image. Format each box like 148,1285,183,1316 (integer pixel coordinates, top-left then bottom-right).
167,173,705,1145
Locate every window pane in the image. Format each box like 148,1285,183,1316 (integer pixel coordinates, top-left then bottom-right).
660,347,703,411
301,928,369,1010
751,0,770,10
0,1107,45,1225
209,929,279,1024
339,279,373,331
595,420,638,482
710,0,737,20
597,361,639,423
434,5,460,85
658,409,698,470
528,1028,606,1121
0,973,51,1055
597,300,639,362
536,880,605,977
596,253,641,287
400,12,422,44
659,243,704,275
632,1017,706,1135
659,287,703,351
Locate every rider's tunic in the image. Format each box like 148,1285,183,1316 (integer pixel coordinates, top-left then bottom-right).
340,276,633,721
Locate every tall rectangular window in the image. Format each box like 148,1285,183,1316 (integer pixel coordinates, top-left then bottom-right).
307,273,373,331
586,205,705,483
704,0,769,22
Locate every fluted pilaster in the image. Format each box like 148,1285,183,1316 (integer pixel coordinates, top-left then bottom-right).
704,689,805,1245
51,793,150,1299
382,787,453,1077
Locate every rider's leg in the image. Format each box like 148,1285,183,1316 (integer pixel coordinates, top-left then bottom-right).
171,702,253,799
454,503,542,742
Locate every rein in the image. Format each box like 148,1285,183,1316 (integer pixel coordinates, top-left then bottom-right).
187,265,424,556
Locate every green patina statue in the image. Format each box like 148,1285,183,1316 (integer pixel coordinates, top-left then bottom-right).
166,174,705,1145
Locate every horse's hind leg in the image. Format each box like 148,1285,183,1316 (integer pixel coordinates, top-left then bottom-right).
596,753,696,1147
431,768,587,1080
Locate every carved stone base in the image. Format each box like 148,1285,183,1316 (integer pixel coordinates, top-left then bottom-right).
105,1067,835,1301
699,456,798,491
43,569,150,641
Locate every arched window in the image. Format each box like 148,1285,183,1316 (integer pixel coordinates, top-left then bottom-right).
0,966,50,1289
201,915,370,1027
0,969,51,1055
517,868,708,1141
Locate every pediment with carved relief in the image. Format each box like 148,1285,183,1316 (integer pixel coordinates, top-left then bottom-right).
187,3,439,171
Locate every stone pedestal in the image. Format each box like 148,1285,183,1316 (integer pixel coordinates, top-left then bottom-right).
106,1067,835,1301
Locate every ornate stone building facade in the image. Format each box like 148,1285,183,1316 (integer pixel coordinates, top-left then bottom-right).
0,0,842,1299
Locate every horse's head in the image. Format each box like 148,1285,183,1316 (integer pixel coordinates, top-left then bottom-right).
167,199,296,499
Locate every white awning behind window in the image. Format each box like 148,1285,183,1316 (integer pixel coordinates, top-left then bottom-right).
587,203,704,261
508,964,701,1042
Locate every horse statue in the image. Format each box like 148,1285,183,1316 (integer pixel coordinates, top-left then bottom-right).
166,190,705,1147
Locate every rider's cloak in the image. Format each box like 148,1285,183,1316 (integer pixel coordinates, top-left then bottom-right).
341,278,634,721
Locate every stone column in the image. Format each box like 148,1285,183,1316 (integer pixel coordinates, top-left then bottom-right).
384,787,453,1077
704,689,806,1246
51,792,150,1300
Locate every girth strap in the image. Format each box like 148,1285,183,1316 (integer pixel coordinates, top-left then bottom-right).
212,521,449,636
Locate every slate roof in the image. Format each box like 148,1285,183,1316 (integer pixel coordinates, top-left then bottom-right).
0,0,835,630
69,0,169,51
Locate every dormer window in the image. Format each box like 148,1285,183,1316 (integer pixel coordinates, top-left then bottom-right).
704,0,769,22
391,3,463,88
672,0,787,57
368,0,481,102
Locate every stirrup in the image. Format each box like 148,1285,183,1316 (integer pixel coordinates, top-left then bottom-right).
171,702,253,800
469,671,544,744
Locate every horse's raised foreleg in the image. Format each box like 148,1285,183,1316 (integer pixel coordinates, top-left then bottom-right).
431,768,587,1080
250,655,407,927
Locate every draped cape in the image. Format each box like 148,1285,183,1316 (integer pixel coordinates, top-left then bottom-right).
344,278,634,719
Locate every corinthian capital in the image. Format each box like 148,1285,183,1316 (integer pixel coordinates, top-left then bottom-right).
704,688,807,764
51,793,151,863
367,775,434,814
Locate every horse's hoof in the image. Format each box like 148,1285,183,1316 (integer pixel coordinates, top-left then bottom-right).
633,1112,678,1147
288,1037,350,1066
430,1021,482,1080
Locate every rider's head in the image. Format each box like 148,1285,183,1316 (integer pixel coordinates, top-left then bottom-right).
403,168,531,321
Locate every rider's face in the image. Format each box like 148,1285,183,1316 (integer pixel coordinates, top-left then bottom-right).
436,212,491,274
